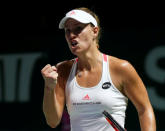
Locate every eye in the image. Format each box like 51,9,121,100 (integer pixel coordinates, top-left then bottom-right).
74,26,83,34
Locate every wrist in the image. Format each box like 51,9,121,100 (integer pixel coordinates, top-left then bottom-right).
45,85,56,91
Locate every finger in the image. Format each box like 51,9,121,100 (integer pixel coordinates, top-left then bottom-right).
47,68,54,73
41,64,51,72
46,71,58,79
42,66,54,76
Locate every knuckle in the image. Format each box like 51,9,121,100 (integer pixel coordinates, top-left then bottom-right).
46,64,51,67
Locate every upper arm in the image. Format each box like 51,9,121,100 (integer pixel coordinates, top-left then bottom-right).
120,61,152,113
109,57,156,130
120,61,156,130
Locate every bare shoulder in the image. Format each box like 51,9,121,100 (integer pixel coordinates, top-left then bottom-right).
56,59,74,75
108,55,141,86
55,59,75,84
56,59,74,70
108,56,134,72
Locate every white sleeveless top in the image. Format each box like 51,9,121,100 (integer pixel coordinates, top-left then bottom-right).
65,54,128,131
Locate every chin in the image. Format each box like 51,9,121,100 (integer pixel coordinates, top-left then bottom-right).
71,50,82,56
70,48,87,56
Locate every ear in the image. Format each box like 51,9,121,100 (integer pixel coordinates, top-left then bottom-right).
93,26,99,37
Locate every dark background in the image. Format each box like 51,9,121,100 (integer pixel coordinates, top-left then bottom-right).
1,1,165,131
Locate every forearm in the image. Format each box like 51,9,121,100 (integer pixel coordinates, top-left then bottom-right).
138,107,156,131
43,86,61,128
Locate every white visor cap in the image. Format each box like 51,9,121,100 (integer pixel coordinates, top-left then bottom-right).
59,9,98,29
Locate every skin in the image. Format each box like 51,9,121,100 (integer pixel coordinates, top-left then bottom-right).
41,18,156,130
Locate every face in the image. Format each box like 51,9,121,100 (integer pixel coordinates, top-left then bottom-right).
64,18,98,55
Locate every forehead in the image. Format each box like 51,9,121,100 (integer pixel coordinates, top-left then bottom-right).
64,18,85,28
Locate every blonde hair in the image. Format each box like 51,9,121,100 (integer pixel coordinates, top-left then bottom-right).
75,7,102,48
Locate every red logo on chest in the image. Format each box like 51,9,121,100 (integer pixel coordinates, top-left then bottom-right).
82,94,90,100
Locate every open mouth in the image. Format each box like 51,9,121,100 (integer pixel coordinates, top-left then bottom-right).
71,41,78,47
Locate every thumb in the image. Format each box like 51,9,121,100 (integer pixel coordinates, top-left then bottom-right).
52,66,57,71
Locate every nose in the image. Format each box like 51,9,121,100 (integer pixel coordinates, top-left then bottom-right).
67,31,77,40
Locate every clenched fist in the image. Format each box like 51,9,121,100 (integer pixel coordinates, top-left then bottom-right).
41,64,58,90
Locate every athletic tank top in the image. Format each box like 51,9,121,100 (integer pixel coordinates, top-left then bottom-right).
65,54,128,131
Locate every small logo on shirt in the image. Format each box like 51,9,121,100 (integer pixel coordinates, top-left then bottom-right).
82,94,90,100
102,82,111,89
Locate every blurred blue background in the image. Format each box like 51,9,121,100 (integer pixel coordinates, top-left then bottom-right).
0,1,164,130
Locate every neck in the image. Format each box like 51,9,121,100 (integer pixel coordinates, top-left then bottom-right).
77,48,102,71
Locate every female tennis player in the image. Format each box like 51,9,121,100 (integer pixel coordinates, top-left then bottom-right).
41,7,156,131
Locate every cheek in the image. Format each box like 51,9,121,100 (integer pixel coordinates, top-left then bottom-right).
80,32,93,43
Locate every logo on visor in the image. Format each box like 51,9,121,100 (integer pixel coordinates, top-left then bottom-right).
69,11,76,16
102,82,111,89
